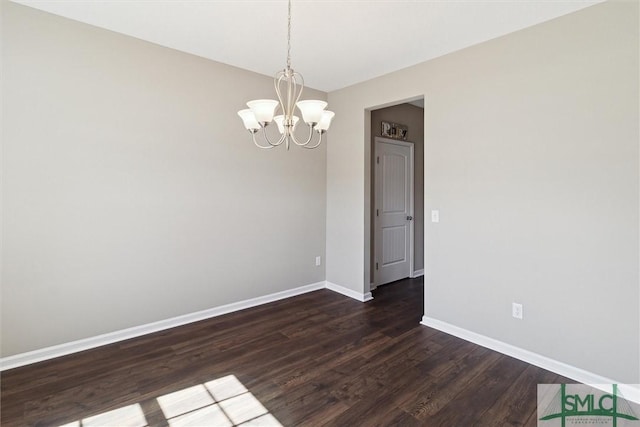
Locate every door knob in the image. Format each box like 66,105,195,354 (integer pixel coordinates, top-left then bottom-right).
406,215,413,221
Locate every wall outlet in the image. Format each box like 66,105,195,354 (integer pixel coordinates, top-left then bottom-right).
315,256,321,266
512,302,523,319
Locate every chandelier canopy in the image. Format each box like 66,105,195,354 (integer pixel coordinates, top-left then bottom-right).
237,0,334,150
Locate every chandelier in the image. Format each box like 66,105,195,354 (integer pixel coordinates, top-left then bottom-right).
237,0,334,150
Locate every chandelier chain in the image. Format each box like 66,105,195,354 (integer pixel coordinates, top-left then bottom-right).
286,0,292,69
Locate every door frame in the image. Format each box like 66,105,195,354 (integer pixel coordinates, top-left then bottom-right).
373,136,415,288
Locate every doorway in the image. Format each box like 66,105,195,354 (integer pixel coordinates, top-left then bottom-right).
369,101,425,290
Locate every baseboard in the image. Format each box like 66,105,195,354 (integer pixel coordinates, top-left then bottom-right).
325,281,373,302
0,281,326,371
420,316,640,403
411,269,424,278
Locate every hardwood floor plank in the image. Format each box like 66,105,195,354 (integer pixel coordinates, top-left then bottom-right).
400,345,502,420
483,365,560,427
425,354,530,426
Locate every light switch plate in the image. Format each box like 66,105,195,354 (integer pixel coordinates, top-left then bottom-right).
512,302,523,319
431,210,439,223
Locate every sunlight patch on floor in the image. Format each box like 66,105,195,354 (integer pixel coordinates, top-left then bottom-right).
59,403,147,427
58,375,282,427
157,384,215,419
158,375,280,427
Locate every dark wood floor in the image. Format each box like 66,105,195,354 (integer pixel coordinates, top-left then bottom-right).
1,278,569,426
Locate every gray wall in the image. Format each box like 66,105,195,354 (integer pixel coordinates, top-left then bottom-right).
1,2,327,357
370,104,425,281
326,1,639,383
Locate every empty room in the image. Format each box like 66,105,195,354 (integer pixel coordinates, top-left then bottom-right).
1,0,639,425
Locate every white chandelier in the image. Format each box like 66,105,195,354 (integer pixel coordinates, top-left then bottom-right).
237,0,334,150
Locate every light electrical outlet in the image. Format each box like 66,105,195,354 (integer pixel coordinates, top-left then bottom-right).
315,256,321,266
512,302,523,320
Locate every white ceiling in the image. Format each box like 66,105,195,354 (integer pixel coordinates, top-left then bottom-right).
13,0,602,92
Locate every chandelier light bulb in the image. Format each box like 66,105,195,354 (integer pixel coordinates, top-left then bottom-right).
274,115,300,134
237,109,260,132
296,100,327,125
315,111,335,132
246,99,279,125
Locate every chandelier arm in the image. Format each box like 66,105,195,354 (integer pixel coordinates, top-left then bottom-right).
290,122,315,146
274,72,285,111
293,71,304,102
251,131,275,149
292,72,304,110
301,132,325,149
261,125,287,147
286,73,294,117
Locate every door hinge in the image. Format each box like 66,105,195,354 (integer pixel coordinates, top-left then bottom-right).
376,156,379,164
376,209,379,217
376,262,379,270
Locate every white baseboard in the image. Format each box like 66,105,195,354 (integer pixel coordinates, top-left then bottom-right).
1,281,377,371
420,316,640,403
0,281,326,371
325,281,373,302
411,269,424,278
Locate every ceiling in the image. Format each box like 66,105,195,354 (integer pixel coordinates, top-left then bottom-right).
13,0,602,92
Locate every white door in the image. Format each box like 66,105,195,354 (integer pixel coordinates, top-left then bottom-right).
374,137,414,287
